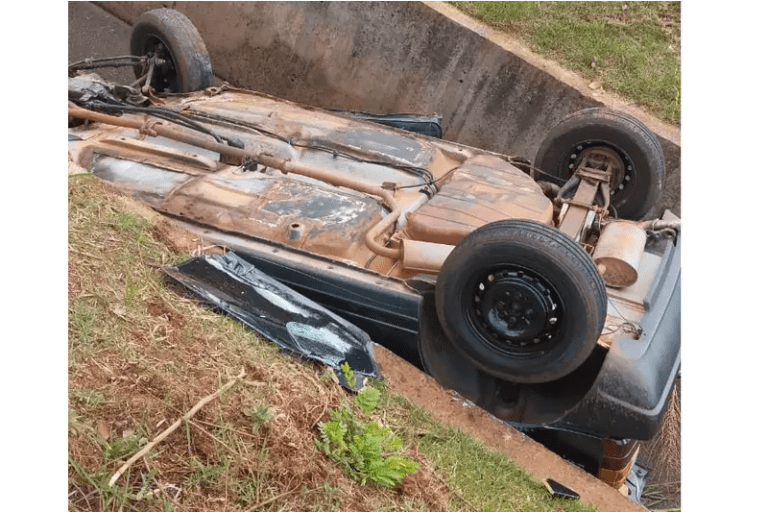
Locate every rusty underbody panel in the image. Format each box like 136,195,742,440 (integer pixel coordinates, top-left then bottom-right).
69,68,681,500
67,8,682,498
68,84,665,351
69,87,553,271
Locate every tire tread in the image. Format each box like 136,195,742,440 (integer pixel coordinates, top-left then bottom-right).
130,9,212,93
435,219,607,383
534,108,664,220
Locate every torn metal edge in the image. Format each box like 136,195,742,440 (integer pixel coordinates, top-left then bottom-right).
162,251,380,387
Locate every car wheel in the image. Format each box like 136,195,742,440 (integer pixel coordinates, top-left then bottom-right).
435,220,607,384
130,9,213,93
534,108,665,220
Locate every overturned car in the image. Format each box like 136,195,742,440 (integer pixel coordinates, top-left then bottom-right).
68,9,680,493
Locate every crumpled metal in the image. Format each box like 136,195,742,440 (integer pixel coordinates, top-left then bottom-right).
162,251,379,388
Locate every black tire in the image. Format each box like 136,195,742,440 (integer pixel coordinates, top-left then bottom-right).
534,108,665,220
130,9,212,93
435,220,607,384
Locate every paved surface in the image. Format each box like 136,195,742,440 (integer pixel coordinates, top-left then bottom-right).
68,2,134,84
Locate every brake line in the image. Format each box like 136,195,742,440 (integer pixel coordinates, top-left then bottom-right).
69,104,403,260
77,100,244,148
185,109,437,195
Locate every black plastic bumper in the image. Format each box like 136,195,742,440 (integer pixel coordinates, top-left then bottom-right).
204,225,680,442
553,236,682,440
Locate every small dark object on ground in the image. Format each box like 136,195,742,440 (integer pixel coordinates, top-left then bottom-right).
544,478,580,500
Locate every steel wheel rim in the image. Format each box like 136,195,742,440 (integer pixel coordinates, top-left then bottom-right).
567,142,636,208
464,266,564,358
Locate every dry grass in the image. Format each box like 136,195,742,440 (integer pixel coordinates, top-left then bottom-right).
67,175,433,511
69,174,596,512
639,379,681,509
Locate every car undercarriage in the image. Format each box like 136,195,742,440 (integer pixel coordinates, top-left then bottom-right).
68,8,681,496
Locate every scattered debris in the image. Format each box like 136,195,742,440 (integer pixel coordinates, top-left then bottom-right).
544,478,580,500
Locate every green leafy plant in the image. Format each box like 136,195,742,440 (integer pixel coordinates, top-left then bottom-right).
339,361,357,388
102,431,146,461
316,381,418,488
354,386,380,415
250,404,274,434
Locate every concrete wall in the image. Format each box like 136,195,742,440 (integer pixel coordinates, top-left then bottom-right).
96,1,680,216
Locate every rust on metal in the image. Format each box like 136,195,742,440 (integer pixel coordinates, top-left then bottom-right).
69,92,557,274
557,166,611,241
400,239,454,273
78,136,219,174
405,155,554,245
597,439,641,489
593,221,647,288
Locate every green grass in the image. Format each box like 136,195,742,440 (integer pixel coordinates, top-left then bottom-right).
419,428,589,512
453,1,681,125
68,174,597,511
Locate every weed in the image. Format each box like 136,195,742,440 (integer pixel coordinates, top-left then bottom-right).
69,299,100,349
68,456,140,511
234,477,258,503
111,211,151,241
136,469,158,500
68,408,92,436
249,404,274,434
310,482,343,511
72,388,106,406
316,385,418,488
355,385,381,415
185,458,226,489
123,275,145,306
340,361,357,388
102,431,146,461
